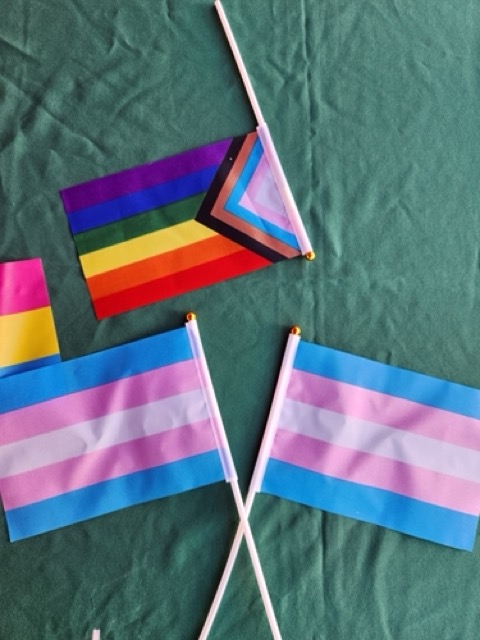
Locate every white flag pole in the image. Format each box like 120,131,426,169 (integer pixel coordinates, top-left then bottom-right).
199,327,301,640
214,0,265,127
91,630,100,640
186,314,282,640
214,0,315,259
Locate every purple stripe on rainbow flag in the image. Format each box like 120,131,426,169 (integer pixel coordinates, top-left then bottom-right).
260,336,480,551
66,166,218,234
61,138,232,214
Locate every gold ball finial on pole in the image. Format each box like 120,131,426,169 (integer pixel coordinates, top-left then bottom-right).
305,251,316,261
290,325,301,335
186,312,197,322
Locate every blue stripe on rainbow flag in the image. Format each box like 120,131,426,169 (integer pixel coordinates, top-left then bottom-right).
225,138,300,250
261,458,478,551
6,450,224,541
0,327,192,414
294,341,480,420
67,165,220,234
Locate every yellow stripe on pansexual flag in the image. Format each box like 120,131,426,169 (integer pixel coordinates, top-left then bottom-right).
0,306,60,368
79,220,218,278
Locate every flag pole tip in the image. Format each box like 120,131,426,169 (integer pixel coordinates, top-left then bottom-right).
305,250,316,261
290,325,301,335
186,312,197,322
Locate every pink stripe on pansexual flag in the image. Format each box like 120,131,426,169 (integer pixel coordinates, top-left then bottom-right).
0,360,200,446
270,428,480,516
0,420,215,510
287,369,480,452
0,258,51,315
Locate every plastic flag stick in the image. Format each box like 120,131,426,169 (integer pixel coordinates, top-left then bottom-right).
199,327,301,639
186,315,282,640
214,1,314,258
214,0,265,126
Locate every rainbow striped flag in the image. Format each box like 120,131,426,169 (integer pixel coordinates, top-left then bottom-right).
256,335,480,551
60,132,308,319
0,258,60,377
0,319,235,542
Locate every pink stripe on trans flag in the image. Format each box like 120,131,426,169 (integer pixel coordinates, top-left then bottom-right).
278,399,480,484
0,360,199,446
287,368,480,452
0,389,208,479
271,428,480,516
0,420,216,510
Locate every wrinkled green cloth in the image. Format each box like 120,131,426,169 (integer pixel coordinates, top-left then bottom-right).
1,1,480,638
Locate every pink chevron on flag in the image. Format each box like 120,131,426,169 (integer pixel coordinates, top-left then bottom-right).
238,154,294,232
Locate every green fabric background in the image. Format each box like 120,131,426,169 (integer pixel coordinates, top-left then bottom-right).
1,0,480,637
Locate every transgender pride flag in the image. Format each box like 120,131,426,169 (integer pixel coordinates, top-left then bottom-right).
255,331,480,551
0,318,235,542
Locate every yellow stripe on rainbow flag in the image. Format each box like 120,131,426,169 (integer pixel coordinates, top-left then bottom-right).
79,220,218,278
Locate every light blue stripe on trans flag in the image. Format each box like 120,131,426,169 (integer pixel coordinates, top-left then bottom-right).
261,458,478,551
0,327,192,414
294,340,480,420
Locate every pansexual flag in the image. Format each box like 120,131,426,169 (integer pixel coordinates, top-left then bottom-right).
0,258,60,378
0,319,235,541
60,131,310,319
255,332,480,551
